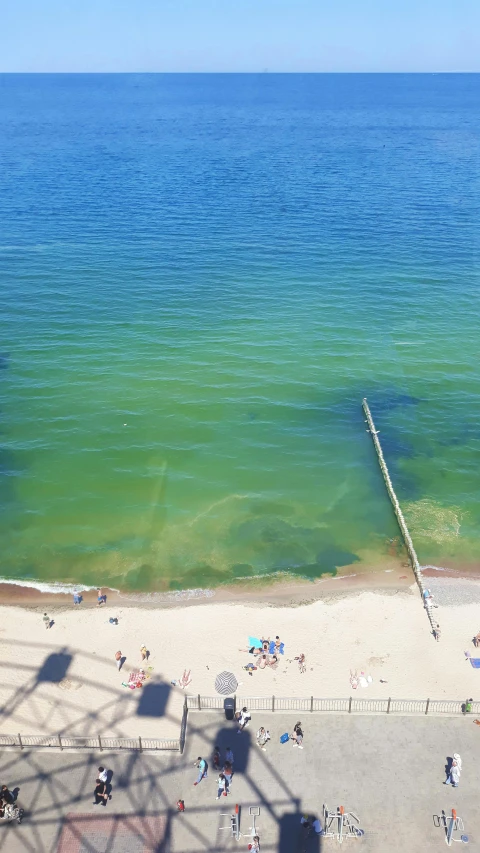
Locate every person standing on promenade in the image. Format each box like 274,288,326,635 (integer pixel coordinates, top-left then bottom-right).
445,756,461,787
43,613,51,630
291,721,304,749
256,727,270,750
93,778,108,806
434,624,441,642
215,772,229,799
193,757,208,786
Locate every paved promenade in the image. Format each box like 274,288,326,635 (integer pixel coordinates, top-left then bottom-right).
0,713,478,852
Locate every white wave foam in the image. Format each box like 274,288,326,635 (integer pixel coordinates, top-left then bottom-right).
0,577,100,594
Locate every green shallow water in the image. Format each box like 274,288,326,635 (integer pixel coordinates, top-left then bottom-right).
0,73,479,592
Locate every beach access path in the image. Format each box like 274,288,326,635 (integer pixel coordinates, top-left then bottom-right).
1,713,479,852
0,585,479,744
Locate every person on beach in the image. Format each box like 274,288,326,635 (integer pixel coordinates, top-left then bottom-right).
193,757,208,785
215,772,229,799
434,624,441,642
43,613,51,630
295,653,306,673
115,651,123,671
268,655,278,669
225,746,234,766
261,639,269,652
291,721,304,749
73,592,81,605
140,645,148,662
93,778,108,806
256,727,271,750
274,635,282,652
257,654,268,670
97,589,105,607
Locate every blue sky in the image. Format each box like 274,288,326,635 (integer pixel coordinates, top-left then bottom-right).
1,0,478,73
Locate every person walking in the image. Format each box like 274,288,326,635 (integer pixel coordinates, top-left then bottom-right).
236,707,251,734
291,721,304,749
215,772,228,800
223,760,233,789
43,613,51,630
93,778,108,806
193,757,208,786
140,644,148,662
434,623,441,642
248,835,260,851
256,727,271,750
225,746,234,766
73,591,81,605
115,651,123,671
445,756,461,787
212,746,221,770
97,589,105,607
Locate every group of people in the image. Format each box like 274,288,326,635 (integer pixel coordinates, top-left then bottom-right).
241,636,284,675
0,785,17,819
93,766,112,806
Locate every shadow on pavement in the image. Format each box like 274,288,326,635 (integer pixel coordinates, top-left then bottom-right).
278,811,322,853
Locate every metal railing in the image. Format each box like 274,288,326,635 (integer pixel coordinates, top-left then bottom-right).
186,695,480,716
0,733,180,751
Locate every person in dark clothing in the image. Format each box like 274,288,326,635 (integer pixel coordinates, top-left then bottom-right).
93,779,108,806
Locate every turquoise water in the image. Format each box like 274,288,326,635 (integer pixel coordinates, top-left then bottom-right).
1,74,479,592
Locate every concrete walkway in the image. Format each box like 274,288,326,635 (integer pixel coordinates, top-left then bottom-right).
0,713,478,852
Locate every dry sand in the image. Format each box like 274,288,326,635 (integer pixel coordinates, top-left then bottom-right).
0,579,479,742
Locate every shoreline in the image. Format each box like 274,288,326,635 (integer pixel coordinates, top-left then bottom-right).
0,556,417,610
1,554,480,611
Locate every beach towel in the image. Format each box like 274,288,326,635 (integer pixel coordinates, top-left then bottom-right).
465,652,480,668
268,641,285,655
248,637,262,649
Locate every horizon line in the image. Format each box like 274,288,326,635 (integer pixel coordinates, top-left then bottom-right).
0,70,479,75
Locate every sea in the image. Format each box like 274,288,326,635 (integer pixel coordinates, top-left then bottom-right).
0,73,479,594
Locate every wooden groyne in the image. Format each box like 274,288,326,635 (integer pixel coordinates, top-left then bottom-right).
362,398,436,634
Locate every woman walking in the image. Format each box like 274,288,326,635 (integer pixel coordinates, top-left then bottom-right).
445,754,461,787
215,772,229,800
291,721,304,749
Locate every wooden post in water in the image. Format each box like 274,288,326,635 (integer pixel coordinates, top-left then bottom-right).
362,398,436,633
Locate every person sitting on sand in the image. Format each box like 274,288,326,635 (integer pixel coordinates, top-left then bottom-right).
274,635,282,652
267,655,278,669
261,639,269,652
257,654,268,670
239,646,263,655
473,633,480,648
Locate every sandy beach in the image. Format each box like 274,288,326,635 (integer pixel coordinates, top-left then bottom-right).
1,572,479,743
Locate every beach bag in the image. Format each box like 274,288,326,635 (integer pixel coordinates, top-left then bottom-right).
280,732,289,744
